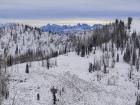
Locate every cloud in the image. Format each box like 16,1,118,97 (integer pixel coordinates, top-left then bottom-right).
1,0,139,11
0,0,140,25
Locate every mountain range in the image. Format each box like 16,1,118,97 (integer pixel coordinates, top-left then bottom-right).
0,23,16,28
0,23,102,34
40,23,102,34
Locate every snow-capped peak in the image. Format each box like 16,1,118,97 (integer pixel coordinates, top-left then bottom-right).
40,23,102,34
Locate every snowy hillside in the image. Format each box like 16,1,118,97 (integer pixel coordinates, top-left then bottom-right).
130,19,140,34
2,48,140,105
0,24,84,57
1,18,140,105
40,23,102,34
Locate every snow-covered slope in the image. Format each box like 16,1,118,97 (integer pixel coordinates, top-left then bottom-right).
2,48,139,105
130,19,140,34
1,18,140,105
40,23,102,34
0,24,84,57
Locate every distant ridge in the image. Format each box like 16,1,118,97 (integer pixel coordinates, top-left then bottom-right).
0,23,17,28
40,23,102,34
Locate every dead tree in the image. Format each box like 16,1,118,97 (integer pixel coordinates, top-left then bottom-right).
37,93,40,100
0,33,12,104
88,62,92,73
136,59,139,71
104,64,107,74
51,86,57,105
138,79,140,90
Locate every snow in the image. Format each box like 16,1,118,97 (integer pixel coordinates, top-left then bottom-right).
124,18,140,35
40,23,102,34
1,18,140,105
130,19,140,34
2,48,139,105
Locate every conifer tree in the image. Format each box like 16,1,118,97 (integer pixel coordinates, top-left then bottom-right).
81,45,85,57
104,64,106,74
129,64,133,79
47,58,49,69
25,63,29,73
138,79,140,90
77,43,80,55
117,53,119,62
139,47,140,56
37,93,40,100
123,48,130,63
128,17,132,30
9,55,12,66
136,59,139,71
136,94,140,105
136,38,139,48
132,50,136,65
88,63,92,73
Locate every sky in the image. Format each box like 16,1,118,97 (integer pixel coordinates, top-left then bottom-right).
0,0,140,27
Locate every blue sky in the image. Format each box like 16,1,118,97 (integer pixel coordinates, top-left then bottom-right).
0,0,140,26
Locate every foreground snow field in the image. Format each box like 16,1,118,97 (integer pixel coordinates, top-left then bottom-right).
2,49,140,105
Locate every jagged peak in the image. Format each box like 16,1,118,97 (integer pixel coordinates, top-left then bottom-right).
40,23,102,34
